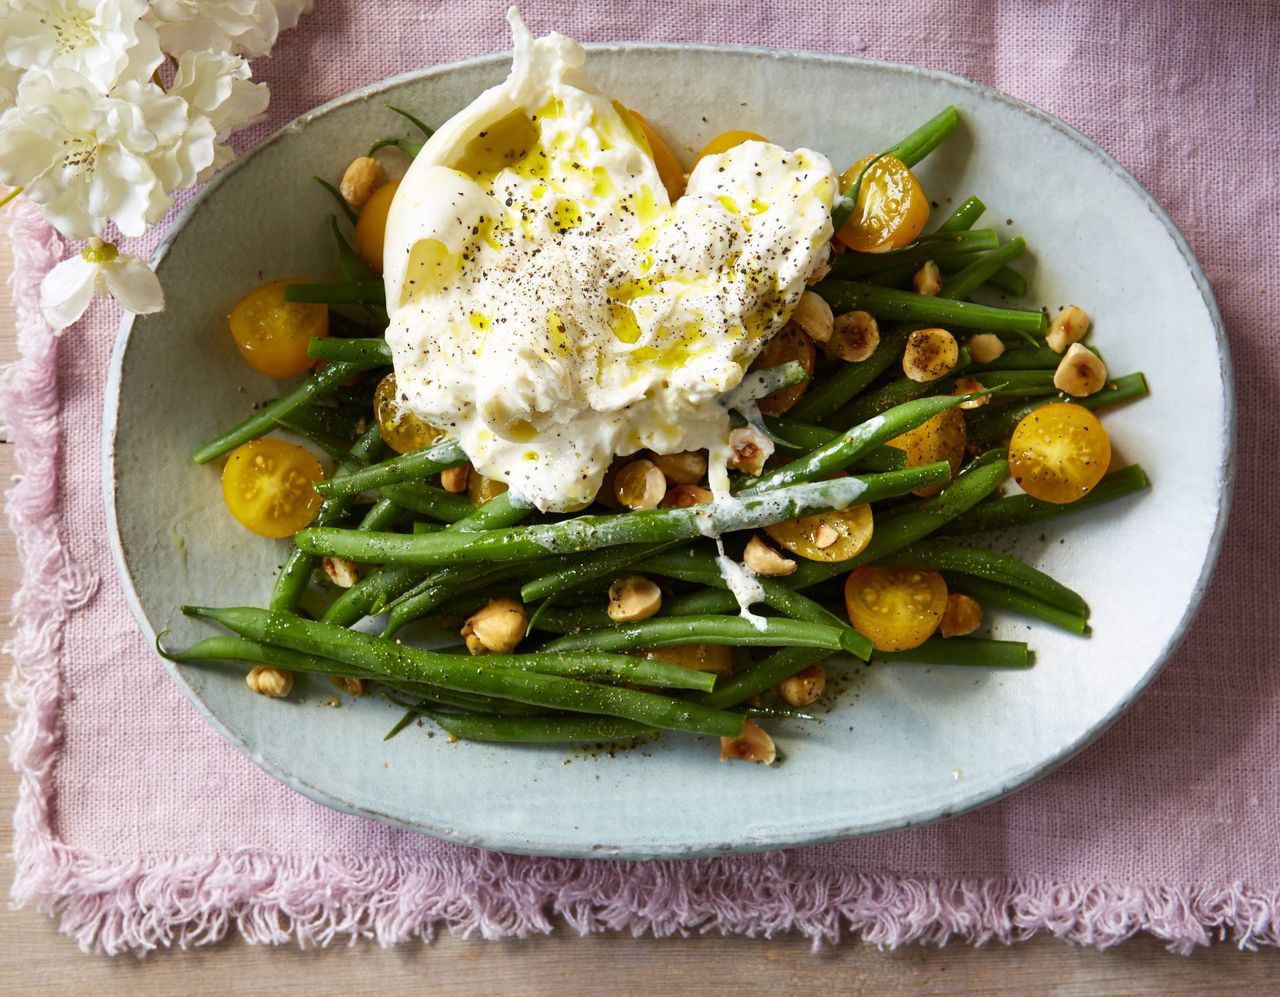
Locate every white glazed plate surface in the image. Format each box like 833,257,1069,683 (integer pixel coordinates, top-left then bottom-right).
105,45,1232,858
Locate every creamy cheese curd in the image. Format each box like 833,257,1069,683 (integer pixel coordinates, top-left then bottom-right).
383,9,836,511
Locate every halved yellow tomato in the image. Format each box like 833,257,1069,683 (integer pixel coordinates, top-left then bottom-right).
353,178,400,273
766,503,873,562
228,279,328,379
643,644,733,678
374,373,443,454
628,110,686,202
468,472,509,506
844,565,947,651
751,324,816,416
835,153,929,253
1008,402,1112,504
221,438,325,539
694,129,767,167
885,407,966,496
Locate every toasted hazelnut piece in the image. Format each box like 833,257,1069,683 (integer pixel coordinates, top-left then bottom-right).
1053,343,1108,397
806,242,835,286
1046,305,1091,353
940,593,983,638
247,666,292,698
607,575,663,622
720,720,776,765
330,676,367,696
340,155,383,207
651,450,708,486
912,260,942,296
776,663,826,707
440,463,471,493
813,523,840,549
743,535,797,577
322,556,361,588
826,310,880,362
902,327,959,382
790,290,834,343
661,484,714,508
968,332,1005,364
462,598,527,655
952,376,990,410
613,459,667,510
727,426,774,476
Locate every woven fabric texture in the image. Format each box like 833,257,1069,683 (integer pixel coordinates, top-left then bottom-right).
5,0,1279,954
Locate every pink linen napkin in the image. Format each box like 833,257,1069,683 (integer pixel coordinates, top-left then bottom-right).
6,0,1279,955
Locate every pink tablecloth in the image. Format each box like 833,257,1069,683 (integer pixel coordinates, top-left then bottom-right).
6,0,1279,954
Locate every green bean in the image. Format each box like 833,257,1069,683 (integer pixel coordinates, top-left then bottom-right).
307,337,393,364
786,328,909,423
159,634,376,678
541,614,864,655
968,346,1062,372
283,280,385,305
274,403,365,443
181,606,744,736
874,541,1087,617
829,347,972,429
325,490,533,628
383,708,418,741
271,426,385,611
383,561,542,636
831,107,958,232
425,713,651,744
932,195,986,234
887,105,960,168
958,369,1055,390
982,265,1027,298
942,464,1150,536
383,684,547,718
519,542,684,604
633,547,872,659
695,647,829,709
379,483,475,523
874,636,1030,668
945,576,1089,635
387,104,434,138
785,453,1010,591
296,466,951,568
829,230,999,280
939,237,1027,300
815,280,1047,334
192,360,377,464
313,177,357,225
969,372,1149,447
741,393,977,495
314,437,468,497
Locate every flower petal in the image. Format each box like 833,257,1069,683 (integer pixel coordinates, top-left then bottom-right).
39,255,99,330
101,257,165,316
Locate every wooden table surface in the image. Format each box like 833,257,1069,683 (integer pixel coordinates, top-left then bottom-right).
0,236,1273,994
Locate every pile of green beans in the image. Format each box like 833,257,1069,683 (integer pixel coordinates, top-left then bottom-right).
175,103,1152,756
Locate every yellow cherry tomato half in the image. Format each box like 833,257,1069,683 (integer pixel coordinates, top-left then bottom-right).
374,372,444,454
694,129,768,167
835,153,929,253
844,565,948,651
751,324,815,416
353,178,400,274
468,472,510,506
227,279,328,379
628,110,686,202
766,503,874,562
643,643,734,678
1008,402,1112,504
220,438,325,539
885,407,967,496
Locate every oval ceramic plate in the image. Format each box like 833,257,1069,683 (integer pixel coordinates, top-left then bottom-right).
105,45,1232,858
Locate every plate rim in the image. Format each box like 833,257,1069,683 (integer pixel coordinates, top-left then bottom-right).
102,42,1236,858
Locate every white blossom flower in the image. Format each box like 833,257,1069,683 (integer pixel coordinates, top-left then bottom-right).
0,68,215,239
40,238,164,330
168,50,269,177
4,0,162,93
148,0,313,60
